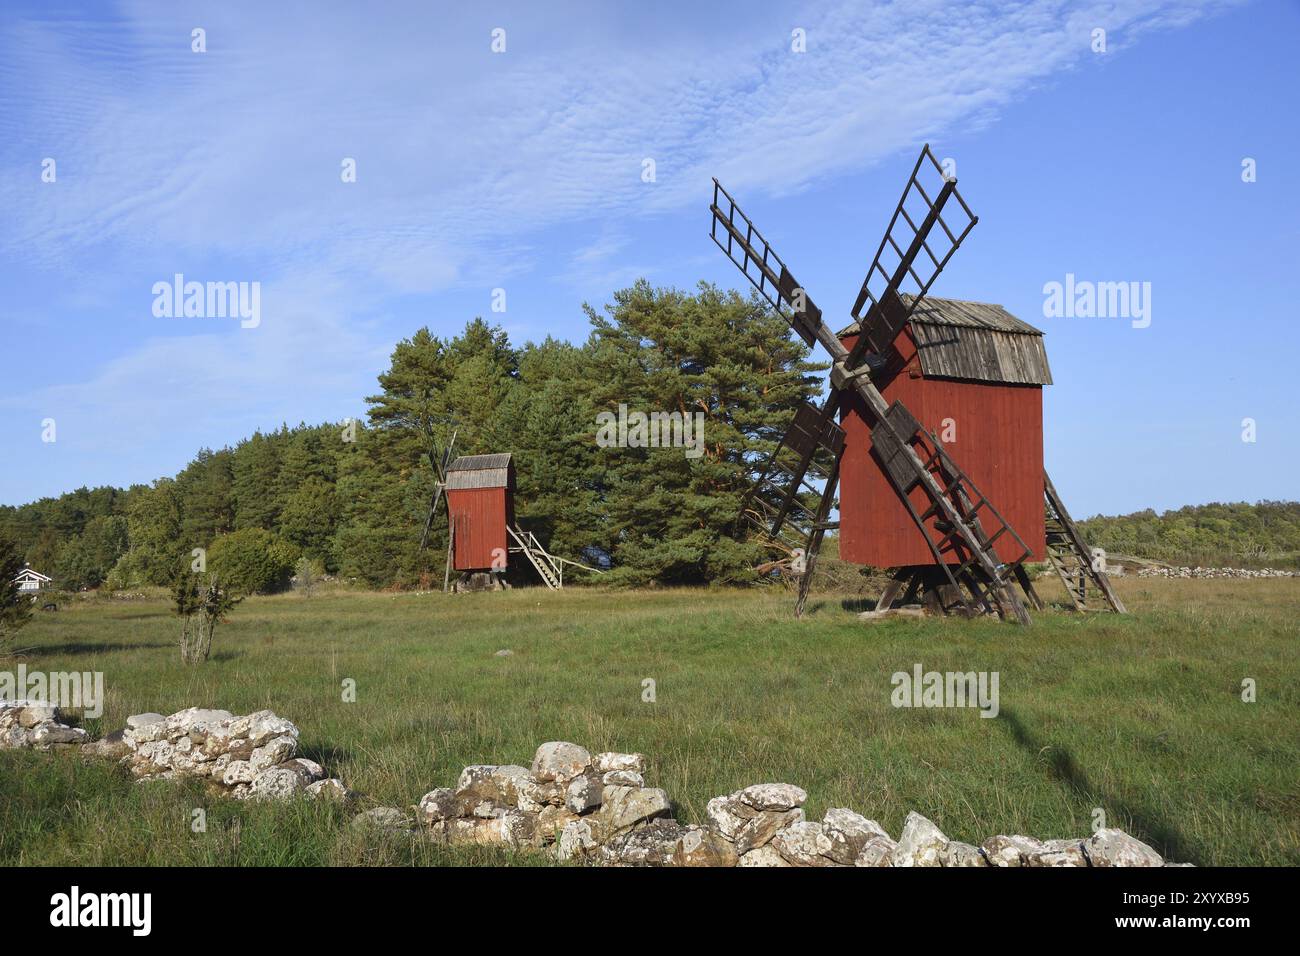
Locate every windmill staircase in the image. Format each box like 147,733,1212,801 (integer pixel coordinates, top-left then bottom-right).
507,526,562,590
1043,471,1127,613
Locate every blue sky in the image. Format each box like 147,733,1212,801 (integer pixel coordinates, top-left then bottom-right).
1,0,1296,518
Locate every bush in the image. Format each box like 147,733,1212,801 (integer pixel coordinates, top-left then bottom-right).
207,529,298,595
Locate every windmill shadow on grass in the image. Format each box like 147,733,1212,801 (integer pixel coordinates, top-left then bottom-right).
998,707,1199,866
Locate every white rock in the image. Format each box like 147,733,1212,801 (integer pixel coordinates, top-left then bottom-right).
705,794,748,840
517,776,563,812
18,703,58,727
565,774,605,814
489,765,531,806
124,715,170,746
1027,838,1088,867
822,808,890,865
126,712,165,731
939,841,989,867
0,725,30,749
135,739,175,767
706,792,803,853
164,707,234,736
31,723,89,747
531,741,592,784
854,833,898,867
738,845,792,867
249,734,297,771
591,786,671,838
1083,829,1164,867
417,788,460,823
243,712,300,747
593,752,645,774
556,819,597,860
982,834,1045,867
222,760,255,786
891,811,948,867
601,770,644,787
771,821,844,866
305,778,353,803
277,757,325,783
249,767,306,800
736,783,806,812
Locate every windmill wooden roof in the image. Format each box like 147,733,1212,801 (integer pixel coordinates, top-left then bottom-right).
445,453,514,490
839,295,1053,386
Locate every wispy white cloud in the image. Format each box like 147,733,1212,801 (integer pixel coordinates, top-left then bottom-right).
0,0,1243,501
0,0,1242,275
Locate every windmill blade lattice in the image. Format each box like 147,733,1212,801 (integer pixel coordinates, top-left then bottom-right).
848,145,978,363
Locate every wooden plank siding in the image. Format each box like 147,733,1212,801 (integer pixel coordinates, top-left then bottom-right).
838,325,1047,567
448,486,512,571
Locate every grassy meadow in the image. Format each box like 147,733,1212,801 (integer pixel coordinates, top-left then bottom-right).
2,574,1298,866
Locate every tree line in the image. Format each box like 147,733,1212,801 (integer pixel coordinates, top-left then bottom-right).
1,281,822,591
1077,500,1300,569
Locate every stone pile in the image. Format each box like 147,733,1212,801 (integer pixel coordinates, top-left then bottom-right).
393,742,712,864
119,706,352,803
0,699,90,750
1137,565,1297,579
361,740,1180,867
2,710,1184,866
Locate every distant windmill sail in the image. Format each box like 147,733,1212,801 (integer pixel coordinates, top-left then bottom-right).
418,427,456,551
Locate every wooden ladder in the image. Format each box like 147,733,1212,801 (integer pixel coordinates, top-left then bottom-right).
508,526,562,590
872,401,1034,623
1043,471,1127,613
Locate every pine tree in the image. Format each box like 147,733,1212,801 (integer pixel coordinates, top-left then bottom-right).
232,431,282,530
584,280,824,585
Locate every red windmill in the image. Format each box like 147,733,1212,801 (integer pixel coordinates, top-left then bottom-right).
709,146,1125,621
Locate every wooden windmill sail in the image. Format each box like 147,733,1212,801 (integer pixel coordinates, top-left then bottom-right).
417,426,458,553
709,145,1125,621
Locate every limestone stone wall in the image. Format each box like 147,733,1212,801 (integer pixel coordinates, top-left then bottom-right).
1,703,1179,867
370,739,1179,867
0,699,90,749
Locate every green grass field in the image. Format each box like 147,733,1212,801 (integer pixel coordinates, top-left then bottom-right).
3,576,1297,866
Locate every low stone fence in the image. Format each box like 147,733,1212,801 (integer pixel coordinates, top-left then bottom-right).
1,700,351,803
1136,566,1297,579
1,702,1180,867
0,699,90,749
365,739,1181,867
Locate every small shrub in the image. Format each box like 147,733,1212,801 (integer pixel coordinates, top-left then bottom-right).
172,572,241,665
207,529,298,595
293,556,324,598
